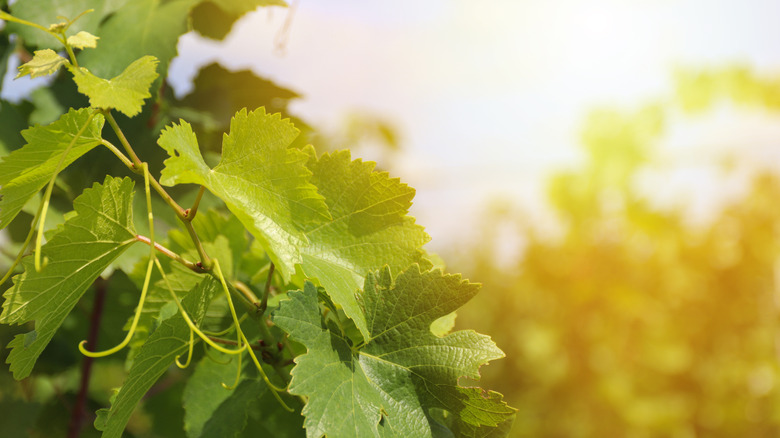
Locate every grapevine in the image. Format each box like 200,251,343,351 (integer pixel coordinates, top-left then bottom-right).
0,3,515,437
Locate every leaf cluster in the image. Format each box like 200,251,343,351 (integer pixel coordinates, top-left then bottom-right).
0,2,514,437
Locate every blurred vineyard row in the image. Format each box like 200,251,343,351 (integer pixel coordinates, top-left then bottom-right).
453,67,780,437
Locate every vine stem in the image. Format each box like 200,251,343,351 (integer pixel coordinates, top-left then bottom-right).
208,336,264,350
186,186,206,220
104,111,142,168
102,111,212,269
134,235,202,272
79,163,156,358
233,281,260,311
258,263,275,315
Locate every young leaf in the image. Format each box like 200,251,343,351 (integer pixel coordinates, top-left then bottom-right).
67,31,99,49
96,277,218,438
272,267,515,438
1,176,137,379
0,108,104,230
300,148,430,338
16,49,68,78
71,55,159,117
157,109,330,274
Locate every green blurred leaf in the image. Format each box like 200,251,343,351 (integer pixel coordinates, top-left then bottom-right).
0,100,31,156
191,0,286,40
209,0,286,15
272,267,514,438
182,351,301,438
0,176,137,379
78,0,197,80
28,87,67,126
0,108,104,229
7,0,127,49
71,55,159,117
177,63,299,131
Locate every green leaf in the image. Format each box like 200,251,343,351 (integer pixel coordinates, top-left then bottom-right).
78,0,197,80
0,30,12,92
67,31,99,49
209,0,287,15
191,0,286,40
97,277,217,438
28,87,67,126
272,268,515,438
1,176,137,379
71,55,159,117
7,0,127,49
15,49,68,79
157,109,330,274
182,351,302,438
159,113,429,339
0,100,31,157
299,148,430,338
176,63,299,132
0,108,105,230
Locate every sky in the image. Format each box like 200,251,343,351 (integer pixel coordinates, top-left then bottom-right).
5,1,780,254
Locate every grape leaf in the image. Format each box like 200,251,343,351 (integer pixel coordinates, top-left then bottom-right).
158,112,429,339
71,55,159,117
0,176,137,379
272,267,515,438
300,148,430,338
78,0,197,80
182,351,302,438
157,109,330,274
15,49,68,79
0,108,105,230
96,277,217,438
7,0,127,49
67,31,99,49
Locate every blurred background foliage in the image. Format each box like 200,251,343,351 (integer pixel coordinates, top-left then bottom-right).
453,67,780,437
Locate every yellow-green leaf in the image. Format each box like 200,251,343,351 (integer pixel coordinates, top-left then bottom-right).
71,55,158,117
16,49,68,79
67,30,99,49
